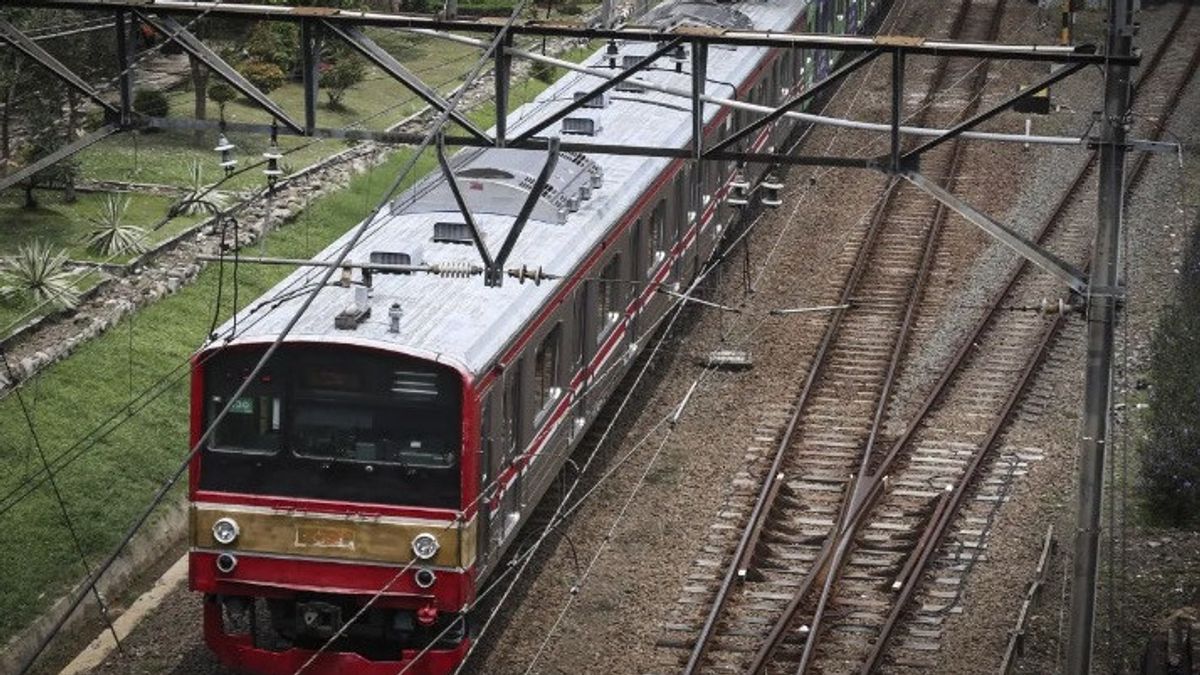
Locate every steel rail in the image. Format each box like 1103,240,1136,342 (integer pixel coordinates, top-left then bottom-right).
745,5,1196,668
857,8,1198,670
685,0,994,668
861,308,1065,673
782,0,1010,669
680,177,901,674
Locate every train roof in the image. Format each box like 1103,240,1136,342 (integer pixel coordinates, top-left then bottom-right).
211,0,809,377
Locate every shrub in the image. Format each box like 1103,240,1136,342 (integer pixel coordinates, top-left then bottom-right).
530,59,557,84
0,240,80,309
83,194,147,256
133,88,170,118
558,2,583,15
173,160,229,217
237,60,286,95
1141,224,1200,527
322,58,367,110
208,81,236,118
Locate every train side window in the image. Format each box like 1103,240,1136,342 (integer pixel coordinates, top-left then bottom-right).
573,287,588,368
673,172,687,237
502,364,522,463
533,324,562,419
631,218,645,283
649,199,667,274
484,395,501,486
597,255,622,342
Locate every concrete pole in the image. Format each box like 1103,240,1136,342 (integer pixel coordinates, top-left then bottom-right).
601,0,613,28
445,0,457,19
1066,0,1135,671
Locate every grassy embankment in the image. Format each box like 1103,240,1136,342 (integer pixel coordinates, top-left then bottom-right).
0,43,593,643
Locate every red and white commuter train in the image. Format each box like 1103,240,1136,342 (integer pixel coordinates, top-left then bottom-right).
188,0,881,672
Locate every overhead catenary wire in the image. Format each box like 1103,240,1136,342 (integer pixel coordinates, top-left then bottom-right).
0,22,561,520
0,349,125,656
496,0,1054,663
12,1,533,669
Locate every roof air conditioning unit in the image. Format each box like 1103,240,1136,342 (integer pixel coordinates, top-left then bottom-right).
563,117,601,136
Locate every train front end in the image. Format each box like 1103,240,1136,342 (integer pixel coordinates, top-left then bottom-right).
187,341,478,675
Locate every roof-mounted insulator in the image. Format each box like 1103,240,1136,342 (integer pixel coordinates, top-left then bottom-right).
335,286,371,330
606,39,619,68
507,265,556,285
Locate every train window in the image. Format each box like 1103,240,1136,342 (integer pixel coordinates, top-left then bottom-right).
199,346,462,509
573,287,588,368
649,199,668,274
631,218,645,282
503,365,521,463
597,255,622,342
672,172,686,237
533,324,562,417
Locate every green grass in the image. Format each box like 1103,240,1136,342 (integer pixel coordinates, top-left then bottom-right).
76,32,479,191
0,60,564,644
0,191,206,263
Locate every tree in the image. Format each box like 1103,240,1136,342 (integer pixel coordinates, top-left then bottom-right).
18,85,73,209
245,21,300,75
322,58,366,109
189,56,211,145
134,88,171,118
208,81,236,119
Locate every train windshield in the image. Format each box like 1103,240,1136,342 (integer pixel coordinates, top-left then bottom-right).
198,345,462,509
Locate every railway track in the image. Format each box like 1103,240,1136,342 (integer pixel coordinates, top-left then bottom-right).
860,7,1200,671
654,0,1011,671
657,2,1200,674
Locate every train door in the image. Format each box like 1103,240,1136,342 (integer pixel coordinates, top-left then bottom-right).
478,394,498,561
571,286,590,441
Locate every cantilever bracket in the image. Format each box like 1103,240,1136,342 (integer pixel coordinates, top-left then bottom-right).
322,22,491,143
435,136,560,287
136,13,303,133
902,170,1088,294
707,47,883,157
903,61,1089,161
0,18,119,117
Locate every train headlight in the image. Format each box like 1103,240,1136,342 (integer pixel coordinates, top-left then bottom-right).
411,533,439,560
212,517,240,545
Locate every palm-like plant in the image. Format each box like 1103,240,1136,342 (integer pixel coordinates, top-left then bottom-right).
173,159,229,217
0,240,81,309
84,193,147,256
